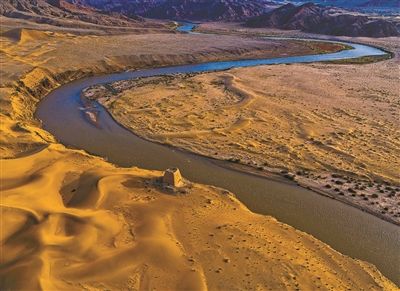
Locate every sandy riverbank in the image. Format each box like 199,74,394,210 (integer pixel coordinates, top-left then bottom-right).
3,144,398,290
1,18,398,289
87,37,400,225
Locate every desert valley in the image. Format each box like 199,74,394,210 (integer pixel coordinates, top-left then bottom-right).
1,0,399,290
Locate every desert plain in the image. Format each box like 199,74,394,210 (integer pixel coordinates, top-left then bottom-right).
0,13,399,291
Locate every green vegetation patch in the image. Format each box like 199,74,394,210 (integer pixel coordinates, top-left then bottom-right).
324,51,394,65
302,41,352,54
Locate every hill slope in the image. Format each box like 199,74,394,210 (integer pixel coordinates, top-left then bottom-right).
246,3,399,37
54,0,279,21
0,0,164,29
142,0,279,21
66,0,164,17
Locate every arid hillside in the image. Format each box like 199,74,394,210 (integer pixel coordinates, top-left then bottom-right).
0,0,166,30
63,0,280,21
246,3,399,37
143,0,278,21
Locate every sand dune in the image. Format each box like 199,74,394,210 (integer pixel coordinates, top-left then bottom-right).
0,21,398,290
1,145,397,290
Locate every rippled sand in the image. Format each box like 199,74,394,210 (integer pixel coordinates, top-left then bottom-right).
93,39,400,224
3,144,397,290
0,17,398,290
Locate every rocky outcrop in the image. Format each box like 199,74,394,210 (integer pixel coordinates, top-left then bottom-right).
64,0,279,22
245,3,399,37
66,0,164,17
142,0,279,21
0,0,147,28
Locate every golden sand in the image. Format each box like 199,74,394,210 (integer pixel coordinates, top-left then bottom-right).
2,144,397,290
0,18,398,289
91,40,400,224
0,20,344,158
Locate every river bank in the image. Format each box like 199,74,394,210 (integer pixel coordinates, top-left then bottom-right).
1,18,399,289
86,45,399,226
0,18,347,159
33,31,400,285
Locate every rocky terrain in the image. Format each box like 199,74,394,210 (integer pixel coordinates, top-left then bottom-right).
68,0,164,17
0,0,165,30
61,0,400,17
246,3,400,37
73,0,279,21
4,0,397,31
33,0,280,22
142,0,278,21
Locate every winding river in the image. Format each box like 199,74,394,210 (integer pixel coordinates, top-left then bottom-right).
36,23,399,284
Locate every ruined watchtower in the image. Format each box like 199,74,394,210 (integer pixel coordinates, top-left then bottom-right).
163,168,183,187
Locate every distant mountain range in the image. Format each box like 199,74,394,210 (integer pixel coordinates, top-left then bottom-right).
246,3,399,37
1,0,279,23
64,0,399,21
142,0,279,21
1,0,399,37
0,0,147,28
67,0,163,17
64,0,279,21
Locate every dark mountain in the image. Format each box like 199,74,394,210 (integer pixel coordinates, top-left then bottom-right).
246,3,399,37
46,0,279,22
0,0,173,30
66,0,164,17
0,0,147,27
142,0,279,21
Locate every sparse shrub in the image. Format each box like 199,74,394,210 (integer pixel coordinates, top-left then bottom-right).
228,157,240,163
284,174,295,181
